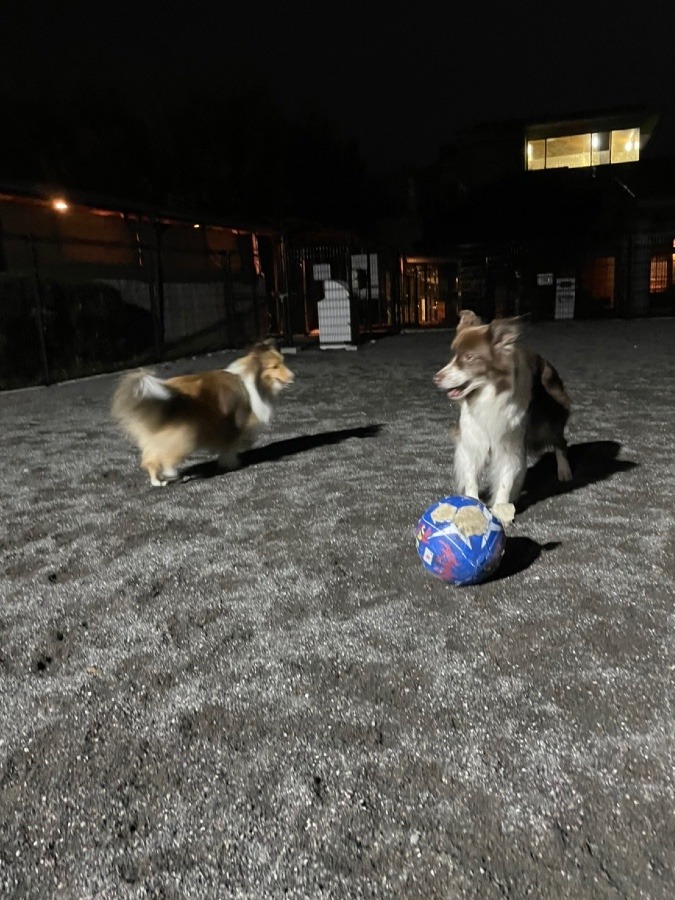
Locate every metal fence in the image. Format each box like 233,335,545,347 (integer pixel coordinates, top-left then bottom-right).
0,226,418,389
0,231,272,390
457,231,675,322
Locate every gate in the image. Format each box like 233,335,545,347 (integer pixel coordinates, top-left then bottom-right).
284,240,400,341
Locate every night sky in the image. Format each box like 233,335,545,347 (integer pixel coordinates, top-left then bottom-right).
2,0,674,174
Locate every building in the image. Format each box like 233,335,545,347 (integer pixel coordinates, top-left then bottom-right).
447,106,675,320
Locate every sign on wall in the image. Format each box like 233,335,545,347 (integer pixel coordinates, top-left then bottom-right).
555,277,575,319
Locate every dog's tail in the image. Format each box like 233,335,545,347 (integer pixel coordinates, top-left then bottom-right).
529,353,571,412
111,369,177,429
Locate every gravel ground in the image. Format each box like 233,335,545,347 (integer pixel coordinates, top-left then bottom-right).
0,318,674,899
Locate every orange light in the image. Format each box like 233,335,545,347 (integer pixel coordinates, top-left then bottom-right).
52,198,69,212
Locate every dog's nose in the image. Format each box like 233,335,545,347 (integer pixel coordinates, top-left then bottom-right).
433,370,443,385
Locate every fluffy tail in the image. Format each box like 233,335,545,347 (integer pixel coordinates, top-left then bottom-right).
111,369,175,427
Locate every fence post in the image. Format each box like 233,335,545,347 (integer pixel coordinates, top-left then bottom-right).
145,234,164,360
28,234,51,385
155,222,164,357
220,251,235,344
280,230,294,347
250,272,261,340
365,250,374,334
395,253,403,328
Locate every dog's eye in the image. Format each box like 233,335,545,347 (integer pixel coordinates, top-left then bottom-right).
463,352,474,361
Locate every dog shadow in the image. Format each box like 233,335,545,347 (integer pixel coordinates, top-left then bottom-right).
516,440,638,514
180,424,383,481
485,440,637,580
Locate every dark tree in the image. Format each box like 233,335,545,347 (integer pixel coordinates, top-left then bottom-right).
0,81,382,227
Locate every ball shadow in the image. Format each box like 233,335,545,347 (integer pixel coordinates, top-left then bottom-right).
485,538,562,582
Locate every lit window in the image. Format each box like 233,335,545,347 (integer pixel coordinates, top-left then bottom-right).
650,254,670,292
527,140,545,170
527,125,642,171
611,128,640,163
545,133,591,169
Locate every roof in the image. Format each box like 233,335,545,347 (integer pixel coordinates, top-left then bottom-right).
525,106,660,143
0,180,280,235
461,106,661,146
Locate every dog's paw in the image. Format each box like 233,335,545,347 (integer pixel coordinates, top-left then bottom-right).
557,462,573,482
491,503,516,526
555,449,573,482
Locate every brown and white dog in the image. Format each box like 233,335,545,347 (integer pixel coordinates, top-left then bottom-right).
112,342,294,486
433,310,572,524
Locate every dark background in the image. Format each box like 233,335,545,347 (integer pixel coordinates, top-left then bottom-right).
1,1,674,221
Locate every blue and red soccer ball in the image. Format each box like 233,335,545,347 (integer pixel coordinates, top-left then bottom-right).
416,495,506,585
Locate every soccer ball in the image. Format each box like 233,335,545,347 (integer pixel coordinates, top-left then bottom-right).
415,495,506,585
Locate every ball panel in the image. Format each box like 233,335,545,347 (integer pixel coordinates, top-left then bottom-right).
416,495,506,585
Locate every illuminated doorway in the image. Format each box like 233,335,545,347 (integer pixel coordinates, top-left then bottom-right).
401,258,457,326
581,256,616,314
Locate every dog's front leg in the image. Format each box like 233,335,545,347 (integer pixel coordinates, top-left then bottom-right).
217,448,241,471
489,439,526,525
453,426,488,500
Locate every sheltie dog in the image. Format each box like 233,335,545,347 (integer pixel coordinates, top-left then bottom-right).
433,310,572,524
112,342,294,486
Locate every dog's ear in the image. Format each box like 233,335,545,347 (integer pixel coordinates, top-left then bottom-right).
456,309,482,331
251,338,277,353
490,317,522,351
